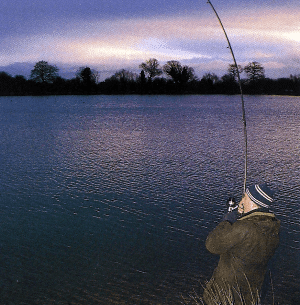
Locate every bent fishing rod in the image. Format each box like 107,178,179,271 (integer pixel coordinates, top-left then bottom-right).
207,0,248,194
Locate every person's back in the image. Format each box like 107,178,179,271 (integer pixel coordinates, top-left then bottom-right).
203,184,280,305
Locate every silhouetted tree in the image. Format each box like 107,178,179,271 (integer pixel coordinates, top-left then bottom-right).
290,74,300,95
0,72,14,95
290,74,300,82
76,67,98,85
221,74,234,83
67,77,82,94
200,73,219,93
140,70,146,83
139,58,162,81
103,69,138,94
76,67,98,93
138,70,147,94
15,75,26,83
201,73,219,84
217,65,242,94
109,69,138,83
30,61,59,83
163,61,196,85
243,62,265,94
227,64,243,81
244,62,265,82
220,73,239,94
52,77,68,94
14,75,28,95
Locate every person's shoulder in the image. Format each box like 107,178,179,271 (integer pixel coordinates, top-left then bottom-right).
226,217,252,237
237,210,280,233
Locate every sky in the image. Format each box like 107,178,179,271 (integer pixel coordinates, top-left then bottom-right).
1,0,300,80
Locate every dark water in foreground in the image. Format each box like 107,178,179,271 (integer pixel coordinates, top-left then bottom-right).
0,95,299,304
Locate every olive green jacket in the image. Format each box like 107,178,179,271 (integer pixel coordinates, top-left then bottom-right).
203,209,280,305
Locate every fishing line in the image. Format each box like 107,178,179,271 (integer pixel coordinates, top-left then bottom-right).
207,0,248,193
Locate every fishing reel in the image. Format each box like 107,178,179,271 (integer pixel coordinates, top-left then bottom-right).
226,197,238,212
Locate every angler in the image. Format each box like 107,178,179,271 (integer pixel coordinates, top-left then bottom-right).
203,184,280,304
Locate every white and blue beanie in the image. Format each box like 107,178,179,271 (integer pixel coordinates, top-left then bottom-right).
246,183,274,208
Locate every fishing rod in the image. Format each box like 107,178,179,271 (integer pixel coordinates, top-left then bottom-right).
207,0,248,194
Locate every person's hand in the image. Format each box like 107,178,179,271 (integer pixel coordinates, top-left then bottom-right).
222,210,238,224
226,196,237,212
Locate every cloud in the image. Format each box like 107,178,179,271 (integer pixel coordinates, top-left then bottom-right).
1,3,300,78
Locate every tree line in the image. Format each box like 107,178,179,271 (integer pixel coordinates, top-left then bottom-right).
1,59,300,96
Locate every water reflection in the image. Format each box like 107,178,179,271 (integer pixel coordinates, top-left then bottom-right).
0,95,299,304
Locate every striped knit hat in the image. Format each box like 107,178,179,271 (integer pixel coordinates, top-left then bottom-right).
246,183,274,208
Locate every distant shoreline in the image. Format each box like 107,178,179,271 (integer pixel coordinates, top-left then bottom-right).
1,70,300,96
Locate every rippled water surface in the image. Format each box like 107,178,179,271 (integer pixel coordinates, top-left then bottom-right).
0,95,299,304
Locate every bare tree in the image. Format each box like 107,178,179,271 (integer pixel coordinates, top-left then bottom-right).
244,62,265,82
109,69,138,82
163,61,196,84
227,64,243,81
201,72,219,84
30,61,59,83
139,58,162,81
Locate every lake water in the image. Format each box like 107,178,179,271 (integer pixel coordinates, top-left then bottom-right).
0,95,299,304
